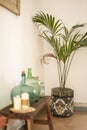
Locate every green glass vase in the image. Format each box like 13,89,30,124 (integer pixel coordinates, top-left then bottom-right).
26,68,41,101
10,71,37,106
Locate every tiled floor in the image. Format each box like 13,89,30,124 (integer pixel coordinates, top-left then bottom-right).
33,110,87,130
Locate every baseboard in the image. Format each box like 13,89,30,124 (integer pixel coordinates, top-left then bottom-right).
74,102,87,112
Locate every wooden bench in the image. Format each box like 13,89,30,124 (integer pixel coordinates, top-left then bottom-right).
0,96,54,130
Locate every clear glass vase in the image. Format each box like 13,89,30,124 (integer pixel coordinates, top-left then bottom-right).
10,71,37,106
26,68,41,101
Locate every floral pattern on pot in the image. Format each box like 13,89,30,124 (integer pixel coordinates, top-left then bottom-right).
50,97,74,117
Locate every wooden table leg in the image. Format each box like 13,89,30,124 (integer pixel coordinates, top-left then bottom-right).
45,102,54,130
27,118,33,130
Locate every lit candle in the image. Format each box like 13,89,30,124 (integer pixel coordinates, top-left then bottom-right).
21,93,30,110
13,95,21,110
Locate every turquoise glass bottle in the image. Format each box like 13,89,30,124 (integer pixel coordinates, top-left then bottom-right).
10,71,37,105
26,68,41,101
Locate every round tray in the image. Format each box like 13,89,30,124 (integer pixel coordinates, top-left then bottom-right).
10,107,35,113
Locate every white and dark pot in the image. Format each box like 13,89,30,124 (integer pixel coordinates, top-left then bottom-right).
50,87,74,117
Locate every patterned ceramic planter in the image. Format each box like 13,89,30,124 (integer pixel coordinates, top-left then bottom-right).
50,87,74,117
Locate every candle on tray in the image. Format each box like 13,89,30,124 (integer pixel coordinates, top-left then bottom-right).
21,93,30,110
13,95,21,110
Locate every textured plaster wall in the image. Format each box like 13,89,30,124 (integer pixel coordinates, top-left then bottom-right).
0,0,43,108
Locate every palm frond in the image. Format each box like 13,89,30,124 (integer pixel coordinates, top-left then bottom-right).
69,24,87,35
40,53,57,65
32,11,63,36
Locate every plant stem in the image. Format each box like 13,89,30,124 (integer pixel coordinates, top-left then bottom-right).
64,51,76,85
56,56,62,88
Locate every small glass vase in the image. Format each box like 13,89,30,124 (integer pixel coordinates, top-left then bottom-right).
26,68,41,101
40,82,45,97
10,71,37,106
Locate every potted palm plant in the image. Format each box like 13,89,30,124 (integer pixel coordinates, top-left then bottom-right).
32,11,87,117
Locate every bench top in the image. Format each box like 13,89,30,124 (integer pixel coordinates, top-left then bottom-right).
0,96,51,120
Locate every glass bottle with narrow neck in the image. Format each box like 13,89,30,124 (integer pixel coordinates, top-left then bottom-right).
10,71,37,106
21,71,26,84
26,68,41,101
27,68,32,78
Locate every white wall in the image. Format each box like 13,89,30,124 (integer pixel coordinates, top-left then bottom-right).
0,0,87,109
42,0,87,103
0,0,44,109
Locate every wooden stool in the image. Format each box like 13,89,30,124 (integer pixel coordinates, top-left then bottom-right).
0,96,54,130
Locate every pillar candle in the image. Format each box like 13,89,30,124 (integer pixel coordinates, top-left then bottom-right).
13,95,21,110
21,93,30,110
